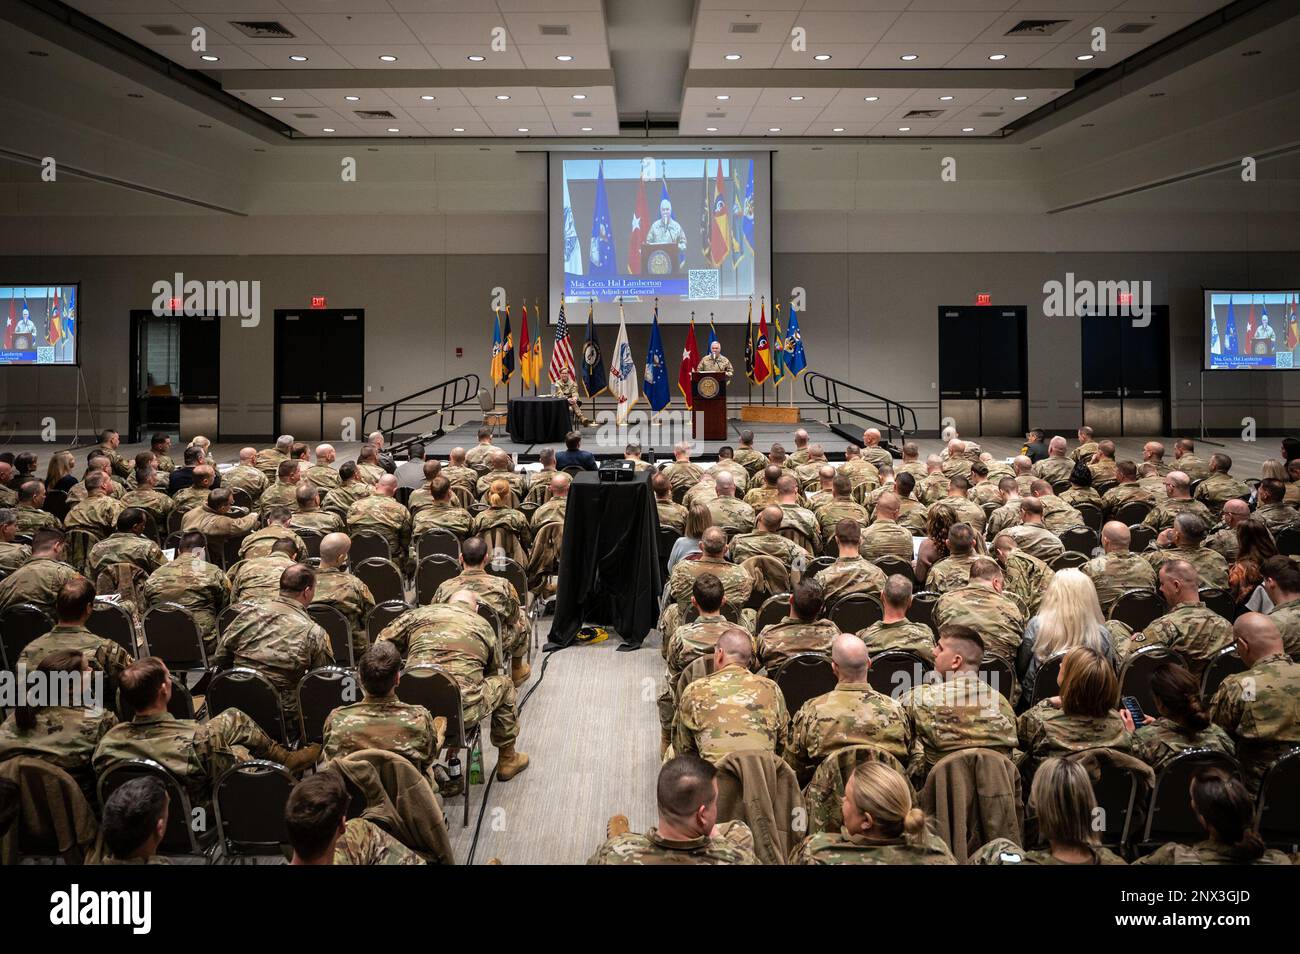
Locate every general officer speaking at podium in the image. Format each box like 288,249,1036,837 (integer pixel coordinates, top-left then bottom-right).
695,339,734,382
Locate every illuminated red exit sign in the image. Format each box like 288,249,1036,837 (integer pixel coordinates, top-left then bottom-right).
1118,292,1132,306
168,298,183,313
976,293,992,306
311,296,327,309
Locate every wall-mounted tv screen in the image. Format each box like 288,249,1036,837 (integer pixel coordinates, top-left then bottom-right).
1,285,79,366
1204,289,1299,370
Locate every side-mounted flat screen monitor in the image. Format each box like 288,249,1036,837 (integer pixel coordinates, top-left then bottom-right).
1,284,79,366
1203,289,1299,370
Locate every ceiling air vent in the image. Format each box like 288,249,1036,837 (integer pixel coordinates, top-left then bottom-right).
293,113,318,119
729,22,761,34
706,112,727,118
354,110,397,119
572,111,592,117
538,24,569,36
1004,19,1070,37
903,109,944,119
979,111,1004,117
144,24,184,36
227,21,296,39
1115,22,1154,35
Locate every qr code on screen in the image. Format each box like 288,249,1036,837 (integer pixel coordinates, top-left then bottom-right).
688,270,720,300
1278,351,1294,369
36,347,55,363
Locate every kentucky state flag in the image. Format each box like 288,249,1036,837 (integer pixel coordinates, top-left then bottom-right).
588,160,618,278
645,305,670,414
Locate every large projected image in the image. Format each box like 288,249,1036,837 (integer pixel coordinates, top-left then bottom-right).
1,285,78,366
550,152,771,323
1204,290,1300,370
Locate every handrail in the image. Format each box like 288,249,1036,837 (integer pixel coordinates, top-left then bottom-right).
802,371,918,446
361,374,481,447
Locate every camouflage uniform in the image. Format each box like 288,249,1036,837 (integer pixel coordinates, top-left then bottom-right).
142,553,230,651
14,503,61,535
1268,597,1300,657
1017,701,1130,775
786,448,811,469
1137,475,1169,501
733,447,768,478
728,530,801,566
681,481,717,511
674,663,789,764
171,485,211,512
334,817,425,865
357,463,387,485
1101,483,1153,520
92,708,284,805
1039,495,1085,533
1194,473,1250,513
229,552,296,604
87,532,165,582
839,459,880,490
322,692,438,775
785,682,911,781
464,443,496,475
64,495,124,539
16,623,134,691
1142,497,1214,533
1145,544,1229,589
1060,486,1103,510
312,565,376,659
1254,502,1300,534
656,499,687,533
441,465,478,495
220,464,268,501
1032,457,1074,486
898,672,1019,779
756,618,840,671
289,509,345,536
120,487,174,525
182,506,260,550
254,448,287,480
412,502,474,541
1128,602,1233,680
68,479,125,503
1072,441,1099,464
969,481,1003,507
348,495,413,570
255,482,299,512
323,481,371,518
589,822,757,865
0,541,31,574
1083,551,1157,613
861,446,894,472
238,525,307,561
816,500,869,540
1000,549,1054,617
970,838,1125,866
918,474,950,506
530,497,566,531
933,584,1025,660
475,468,526,500
0,557,85,615
1135,839,1292,865
658,614,737,728
926,552,982,595
941,457,973,481
817,556,887,605
432,566,528,659
1131,718,1235,774
790,829,956,865
376,602,518,746
743,485,779,510
660,556,753,641
213,595,334,723
778,504,820,551
1089,458,1118,484
707,496,756,534
302,464,340,492
941,496,987,534
1209,653,1300,794
1173,454,1211,481
857,619,936,665
0,705,118,800
471,505,531,553
1203,525,1239,563
859,518,915,562
985,501,1023,539
1003,524,1065,562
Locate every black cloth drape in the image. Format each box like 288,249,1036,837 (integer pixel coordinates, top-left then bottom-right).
507,396,570,444
549,470,662,649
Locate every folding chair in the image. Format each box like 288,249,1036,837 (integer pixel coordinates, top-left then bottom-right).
906,590,940,635
416,554,461,605
1050,551,1089,571
5,760,98,863
657,526,680,578
141,602,208,686
218,601,256,636
367,600,408,644
296,528,324,560
1198,587,1233,621
754,593,791,635
396,664,481,825
866,649,928,697
0,603,54,670
1127,523,1156,553
1115,500,1154,526
307,602,355,668
1119,645,1183,716
298,666,358,745
1256,748,1300,851
872,554,916,584
976,654,1016,702
1139,748,1240,852
770,652,837,716
416,528,460,563
213,760,295,861
1030,649,1069,706
87,600,139,658
206,667,291,746
1074,503,1103,535
803,556,835,580
353,556,405,605
1200,645,1247,701
349,529,392,564
41,488,70,522
1276,526,1300,557
97,759,215,858
828,592,884,632
1109,588,1163,632
1058,525,1098,556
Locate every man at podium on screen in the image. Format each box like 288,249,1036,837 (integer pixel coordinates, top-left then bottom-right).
696,340,734,382
1252,313,1276,355
645,198,687,262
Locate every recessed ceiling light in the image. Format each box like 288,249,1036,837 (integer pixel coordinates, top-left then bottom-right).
322,127,335,133
898,126,910,132
900,54,918,61
724,53,742,61
813,53,831,61
939,95,954,101
988,53,1006,61
572,93,586,100
1076,53,1094,61
864,96,879,102
269,95,285,101
345,95,360,101
705,127,718,132
468,55,485,62
289,55,308,62
832,127,845,132
962,127,975,132
1013,95,1028,101
495,94,511,100
387,127,399,132
200,54,219,62
715,94,730,101
421,95,435,101
790,95,804,101
379,54,397,62
768,127,781,132
581,126,593,132
555,54,573,62
517,127,529,133
452,127,465,132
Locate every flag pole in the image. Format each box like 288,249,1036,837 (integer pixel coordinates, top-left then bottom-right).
533,297,540,396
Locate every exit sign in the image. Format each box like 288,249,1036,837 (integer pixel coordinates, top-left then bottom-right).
168,298,183,313
1118,292,1132,306
976,293,992,306
311,296,327,309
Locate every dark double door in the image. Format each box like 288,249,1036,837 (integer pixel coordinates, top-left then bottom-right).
1081,307,1169,435
129,310,220,440
938,306,1028,436
274,309,364,441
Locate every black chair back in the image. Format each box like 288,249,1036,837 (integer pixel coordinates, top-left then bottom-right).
1256,748,1300,849
1119,645,1183,716
214,760,294,856
486,556,529,607
866,649,928,696
417,528,461,563
354,557,405,604
396,664,466,745
1127,523,1157,552
1198,587,1233,620
349,530,392,563
1141,748,1240,847
416,554,461,605
755,593,791,634
0,603,54,670
1058,525,1098,556
828,592,883,632
1074,503,1103,534
296,529,324,560
872,554,916,584
207,667,290,744
1068,749,1142,847
976,654,1015,701
142,602,208,671
906,590,940,635
657,526,680,576
298,666,358,744
87,600,138,658
771,652,837,714
477,602,502,640
1109,588,1163,632
307,603,354,667
1276,526,1300,557
1031,650,1069,705
97,759,209,855
218,601,255,636
1115,500,1154,525
1200,646,1247,700
42,488,70,521
1050,551,1089,571
804,556,835,579
230,487,254,510
367,600,408,643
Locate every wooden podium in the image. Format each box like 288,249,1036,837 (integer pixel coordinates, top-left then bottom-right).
692,370,727,441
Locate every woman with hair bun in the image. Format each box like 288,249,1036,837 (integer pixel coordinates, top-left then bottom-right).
1123,662,1234,773
790,762,954,864
1136,769,1291,865
470,477,531,550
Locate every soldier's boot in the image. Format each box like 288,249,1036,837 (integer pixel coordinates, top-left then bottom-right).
606,814,630,840
510,657,531,687
495,744,530,781
432,716,448,751
275,743,322,775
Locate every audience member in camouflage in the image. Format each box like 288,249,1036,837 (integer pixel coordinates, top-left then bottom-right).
1144,513,1229,588
858,494,915,562
312,533,377,660
322,464,372,517
347,475,414,571
1194,455,1250,513
64,472,124,539
1017,648,1130,777
705,471,755,534
1259,556,1300,656
1142,472,1214,532
818,520,888,604
15,485,63,534
411,477,474,541
86,510,165,582
658,577,739,737
141,532,229,651
1133,768,1290,865
237,511,307,561
289,483,344,535
674,631,788,763
221,449,269,500
0,532,86,616
254,438,291,480
120,473,175,526
659,529,753,641
429,536,529,679
933,560,1025,661
17,578,133,691
1128,560,1233,680
728,505,801,565
229,546,297,604
755,580,840,670
256,461,303,512
1082,522,1157,613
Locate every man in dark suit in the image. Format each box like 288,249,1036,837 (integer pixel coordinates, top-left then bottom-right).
1022,428,1048,464
167,444,221,494
556,431,597,471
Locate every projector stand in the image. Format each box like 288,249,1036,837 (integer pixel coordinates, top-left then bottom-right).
66,367,98,448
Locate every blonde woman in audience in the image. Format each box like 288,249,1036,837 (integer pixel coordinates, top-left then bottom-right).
789,761,955,864
1123,662,1235,773
44,449,79,494
1017,568,1116,702
1135,769,1292,865
667,502,713,571
1018,646,1130,777
471,477,531,549
971,757,1127,865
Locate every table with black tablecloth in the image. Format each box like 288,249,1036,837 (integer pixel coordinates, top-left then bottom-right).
508,396,570,444
549,470,662,650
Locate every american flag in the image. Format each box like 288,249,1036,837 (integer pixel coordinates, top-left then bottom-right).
548,299,576,382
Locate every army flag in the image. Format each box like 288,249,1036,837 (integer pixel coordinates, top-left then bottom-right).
645,305,670,415
580,299,607,397
628,171,649,275
752,299,771,385
3,297,14,350
770,302,786,387
562,176,582,275
609,302,638,424
785,305,807,377
1225,296,1238,355
490,309,505,386
709,160,730,268
1288,294,1299,350
529,301,542,387
47,288,62,346
744,299,755,382
679,316,700,408
519,302,535,389
500,304,515,383
589,160,618,278
549,300,576,383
